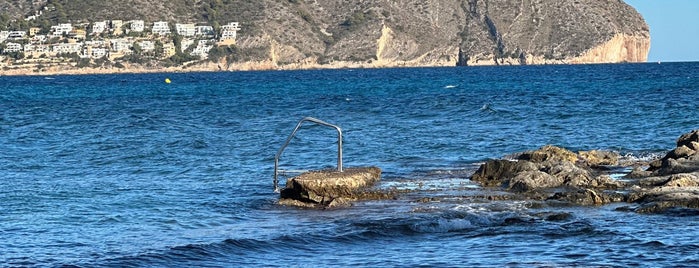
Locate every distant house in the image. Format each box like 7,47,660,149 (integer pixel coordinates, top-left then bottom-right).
218,22,241,45
69,29,87,40
175,23,196,37
129,20,145,32
162,42,176,58
4,42,23,53
24,10,42,21
24,43,51,57
8,31,27,40
51,42,82,54
110,38,131,52
84,40,107,49
50,24,73,37
0,31,9,42
191,40,213,59
195,26,214,37
137,40,155,52
92,21,108,35
90,47,108,58
29,27,41,37
152,21,171,36
111,20,124,35
30,35,47,43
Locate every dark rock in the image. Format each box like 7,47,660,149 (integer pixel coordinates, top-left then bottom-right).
544,160,592,186
578,150,620,167
470,159,538,187
536,212,573,222
547,188,619,206
668,146,695,159
625,166,652,179
508,171,563,193
633,190,699,214
676,129,699,148
517,145,578,163
647,130,699,176
654,158,699,176
661,173,699,187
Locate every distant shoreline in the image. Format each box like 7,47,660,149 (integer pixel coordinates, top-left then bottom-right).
1,60,688,77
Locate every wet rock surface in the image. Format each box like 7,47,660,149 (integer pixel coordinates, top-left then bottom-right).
468,130,699,214
280,130,699,214
279,167,389,208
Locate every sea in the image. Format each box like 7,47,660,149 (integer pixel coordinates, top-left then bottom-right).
1,62,699,267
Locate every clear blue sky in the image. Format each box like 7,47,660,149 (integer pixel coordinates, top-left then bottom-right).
624,0,699,62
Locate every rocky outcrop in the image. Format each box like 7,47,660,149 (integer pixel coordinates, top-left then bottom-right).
469,130,699,214
279,167,389,208
471,145,624,196
276,130,699,214
628,130,699,178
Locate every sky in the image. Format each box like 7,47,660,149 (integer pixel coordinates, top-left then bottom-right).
624,0,699,62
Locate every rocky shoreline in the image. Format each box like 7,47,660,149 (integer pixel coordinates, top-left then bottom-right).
281,130,699,214
0,58,453,77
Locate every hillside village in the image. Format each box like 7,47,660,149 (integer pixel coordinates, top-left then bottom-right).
0,10,241,72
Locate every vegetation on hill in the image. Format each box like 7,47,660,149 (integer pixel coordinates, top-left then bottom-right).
0,0,650,71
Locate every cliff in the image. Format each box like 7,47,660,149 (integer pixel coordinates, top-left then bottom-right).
0,0,650,72
237,0,649,68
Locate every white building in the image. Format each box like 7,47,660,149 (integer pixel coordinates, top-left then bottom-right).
152,21,171,36
129,20,145,32
90,47,108,58
92,21,108,35
51,42,82,54
219,22,241,43
191,40,213,59
176,23,196,37
50,23,73,37
181,39,195,51
8,31,27,39
195,26,214,37
0,31,9,42
85,40,106,47
31,35,48,43
111,20,123,30
110,38,131,52
137,40,155,52
25,44,50,55
4,42,23,53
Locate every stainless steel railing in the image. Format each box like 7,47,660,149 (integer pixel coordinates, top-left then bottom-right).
274,117,343,192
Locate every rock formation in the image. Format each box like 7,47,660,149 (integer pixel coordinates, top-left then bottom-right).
279,167,388,208
470,130,699,214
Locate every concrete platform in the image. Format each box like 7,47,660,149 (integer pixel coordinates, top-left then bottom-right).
279,166,382,208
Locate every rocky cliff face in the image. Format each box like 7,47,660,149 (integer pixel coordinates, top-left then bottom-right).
230,0,649,68
2,0,649,69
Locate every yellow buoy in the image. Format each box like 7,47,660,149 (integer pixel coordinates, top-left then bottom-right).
165,78,171,84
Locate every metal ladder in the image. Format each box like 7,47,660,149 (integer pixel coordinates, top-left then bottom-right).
274,117,343,192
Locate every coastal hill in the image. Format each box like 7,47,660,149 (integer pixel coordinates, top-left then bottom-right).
0,0,650,73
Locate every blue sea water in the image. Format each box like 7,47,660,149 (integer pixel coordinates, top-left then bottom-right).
1,62,699,267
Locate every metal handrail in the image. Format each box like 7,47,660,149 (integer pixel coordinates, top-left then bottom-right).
274,117,343,192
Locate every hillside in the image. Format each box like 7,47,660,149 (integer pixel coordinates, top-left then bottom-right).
0,0,650,71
